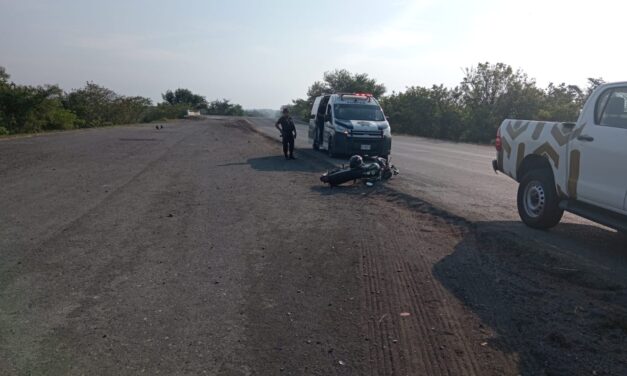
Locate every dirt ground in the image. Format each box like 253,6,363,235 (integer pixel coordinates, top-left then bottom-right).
0,119,625,375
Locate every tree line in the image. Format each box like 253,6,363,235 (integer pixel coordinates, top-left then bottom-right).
288,64,604,143
0,66,244,135
1,63,604,142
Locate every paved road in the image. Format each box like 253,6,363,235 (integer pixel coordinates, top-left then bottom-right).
0,119,530,375
1,119,375,374
248,117,572,221
1,119,625,375
248,117,627,284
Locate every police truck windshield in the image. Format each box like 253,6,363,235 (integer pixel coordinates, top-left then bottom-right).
334,104,385,121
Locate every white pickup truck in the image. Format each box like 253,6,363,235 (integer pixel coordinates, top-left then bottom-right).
493,82,627,232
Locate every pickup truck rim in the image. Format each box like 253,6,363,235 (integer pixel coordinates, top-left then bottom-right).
523,181,546,218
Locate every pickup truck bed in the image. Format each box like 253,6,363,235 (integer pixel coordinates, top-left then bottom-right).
494,82,627,232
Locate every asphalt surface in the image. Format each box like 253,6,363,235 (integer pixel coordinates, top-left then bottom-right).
0,119,520,375
1,118,626,375
249,117,563,220
1,119,372,375
249,117,627,285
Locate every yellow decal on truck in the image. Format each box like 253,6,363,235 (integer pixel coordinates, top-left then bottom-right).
506,120,530,140
533,142,560,169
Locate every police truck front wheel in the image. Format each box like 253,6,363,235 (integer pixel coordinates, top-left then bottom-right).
517,169,563,229
327,137,338,158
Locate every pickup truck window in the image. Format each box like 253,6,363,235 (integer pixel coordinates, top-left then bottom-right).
595,90,612,124
597,88,627,129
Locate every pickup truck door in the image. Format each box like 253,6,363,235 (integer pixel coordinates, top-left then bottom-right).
573,88,627,212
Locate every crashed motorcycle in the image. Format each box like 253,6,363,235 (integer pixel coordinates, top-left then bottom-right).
320,155,399,187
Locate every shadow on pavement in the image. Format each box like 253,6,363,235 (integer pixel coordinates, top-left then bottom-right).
310,183,374,196
433,221,627,375
248,155,323,172
484,221,627,271
310,180,405,197
217,155,329,173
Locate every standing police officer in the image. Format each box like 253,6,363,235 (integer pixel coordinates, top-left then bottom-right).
275,108,297,160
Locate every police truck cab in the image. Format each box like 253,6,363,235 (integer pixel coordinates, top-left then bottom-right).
308,93,392,159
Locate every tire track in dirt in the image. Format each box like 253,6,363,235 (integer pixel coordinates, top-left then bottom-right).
359,188,519,375
361,219,446,375
400,224,488,375
392,226,480,375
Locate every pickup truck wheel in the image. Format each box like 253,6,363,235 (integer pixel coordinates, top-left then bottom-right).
517,169,564,229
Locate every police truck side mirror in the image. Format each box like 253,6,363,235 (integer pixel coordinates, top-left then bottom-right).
310,114,316,120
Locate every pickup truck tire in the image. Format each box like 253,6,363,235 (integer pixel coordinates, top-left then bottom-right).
517,169,564,229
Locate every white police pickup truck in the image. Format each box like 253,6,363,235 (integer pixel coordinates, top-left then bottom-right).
493,82,627,232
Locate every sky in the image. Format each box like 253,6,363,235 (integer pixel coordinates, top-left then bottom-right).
1,0,625,109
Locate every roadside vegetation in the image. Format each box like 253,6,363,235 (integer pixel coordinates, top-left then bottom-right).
0,66,244,136
289,64,604,144
245,109,281,119
1,63,604,142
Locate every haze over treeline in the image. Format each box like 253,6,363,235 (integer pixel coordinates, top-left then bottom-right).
0,62,604,143
3,0,624,109
0,66,243,135
288,64,603,143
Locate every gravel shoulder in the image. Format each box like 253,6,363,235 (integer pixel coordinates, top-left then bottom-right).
0,119,625,375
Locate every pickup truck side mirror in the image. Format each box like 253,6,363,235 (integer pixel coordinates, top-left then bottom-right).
325,114,332,122
309,114,316,120
386,116,390,121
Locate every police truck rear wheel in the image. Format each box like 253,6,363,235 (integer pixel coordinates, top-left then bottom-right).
517,169,563,229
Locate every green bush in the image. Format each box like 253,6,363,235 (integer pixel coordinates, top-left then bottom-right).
64,82,147,128
0,83,77,133
0,72,161,134
206,99,244,116
42,103,78,131
141,103,189,122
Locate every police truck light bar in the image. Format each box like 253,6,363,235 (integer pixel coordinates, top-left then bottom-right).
339,93,374,101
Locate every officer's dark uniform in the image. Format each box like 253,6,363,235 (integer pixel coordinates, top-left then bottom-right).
276,115,296,159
